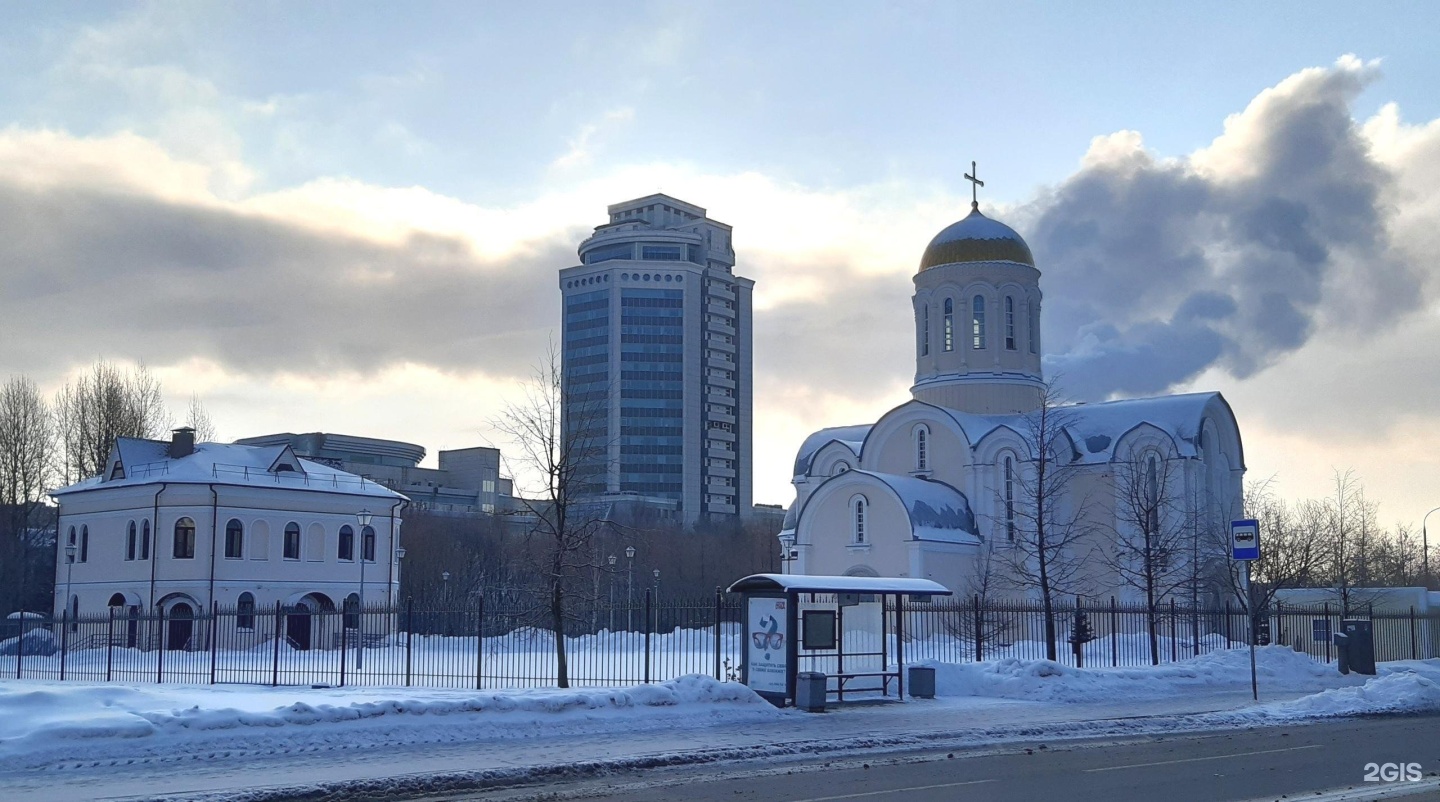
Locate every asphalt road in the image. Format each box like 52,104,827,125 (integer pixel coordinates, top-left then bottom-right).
463,714,1440,802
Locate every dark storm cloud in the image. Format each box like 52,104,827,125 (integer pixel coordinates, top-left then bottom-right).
0,180,577,384
1027,60,1421,401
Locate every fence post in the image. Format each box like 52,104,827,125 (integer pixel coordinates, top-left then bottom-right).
209,602,219,685
1411,606,1418,660
713,588,722,681
1169,599,1178,663
271,601,282,687
106,607,115,682
973,594,984,662
1323,603,1331,662
475,596,485,691
14,614,22,679
156,607,165,684
58,609,69,682
405,597,414,688
643,589,652,684
1110,597,1118,668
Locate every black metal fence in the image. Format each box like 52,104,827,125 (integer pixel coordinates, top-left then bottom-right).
3,594,1434,689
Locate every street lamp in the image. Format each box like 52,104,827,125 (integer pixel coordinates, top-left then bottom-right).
607,554,616,631
442,570,451,636
625,546,636,631
1423,507,1440,588
355,509,372,670
652,568,661,597
63,542,76,631
777,532,796,574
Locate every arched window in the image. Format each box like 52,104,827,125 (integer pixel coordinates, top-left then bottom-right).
852,496,868,545
942,298,954,351
173,518,195,559
66,526,76,563
283,522,301,560
236,592,255,630
343,593,360,630
224,519,244,559
79,525,89,562
141,520,151,560
915,426,929,472
338,525,355,561
1004,296,1016,350
1029,300,1039,354
1004,456,1016,542
971,295,987,349
126,521,137,561
361,525,376,562
920,303,930,357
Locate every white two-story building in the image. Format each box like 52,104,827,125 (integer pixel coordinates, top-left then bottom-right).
51,428,407,650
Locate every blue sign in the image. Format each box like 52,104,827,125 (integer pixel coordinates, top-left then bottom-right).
1231,519,1260,561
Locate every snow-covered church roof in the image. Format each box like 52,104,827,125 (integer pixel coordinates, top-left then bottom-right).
793,424,872,476
52,437,406,500
1059,392,1237,464
847,470,979,544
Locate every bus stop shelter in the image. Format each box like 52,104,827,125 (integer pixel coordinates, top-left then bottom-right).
726,573,951,707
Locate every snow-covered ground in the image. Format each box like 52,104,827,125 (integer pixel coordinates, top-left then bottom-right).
1,648,1436,802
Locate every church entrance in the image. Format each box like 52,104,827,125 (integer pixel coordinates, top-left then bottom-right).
285,609,312,650
166,603,194,651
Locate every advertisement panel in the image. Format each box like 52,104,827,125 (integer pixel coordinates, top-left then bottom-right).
746,596,788,694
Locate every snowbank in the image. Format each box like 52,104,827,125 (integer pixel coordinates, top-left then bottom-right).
0,674,780,763
926,646,1351,703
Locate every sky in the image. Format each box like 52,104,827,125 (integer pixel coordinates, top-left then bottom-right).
2,2,1440,530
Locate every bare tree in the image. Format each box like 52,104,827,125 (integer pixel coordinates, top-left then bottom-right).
54,361,169,482
185,394,219,443
1004,381,1097,661
949,537,1011,657
1324,469,1381,615
1219,479,1322,635
0,375,55,613
490,345,612,687
1105,448,1193,664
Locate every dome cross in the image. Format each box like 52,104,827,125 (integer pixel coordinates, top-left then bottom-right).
964,161,984,209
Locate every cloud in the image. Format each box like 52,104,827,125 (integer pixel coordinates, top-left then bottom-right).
1026,56,1426,401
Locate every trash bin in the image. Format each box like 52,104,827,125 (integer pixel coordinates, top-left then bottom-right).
1333,631,1350,675
1341,619,1376,675
908,666,936,699
796,671,827,712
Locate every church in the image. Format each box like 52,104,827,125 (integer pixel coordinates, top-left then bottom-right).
779,172,1246,603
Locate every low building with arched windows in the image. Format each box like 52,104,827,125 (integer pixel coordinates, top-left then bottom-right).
50,427,407,650
781,198,1245,603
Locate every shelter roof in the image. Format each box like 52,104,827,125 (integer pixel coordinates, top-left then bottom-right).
727,573,952,596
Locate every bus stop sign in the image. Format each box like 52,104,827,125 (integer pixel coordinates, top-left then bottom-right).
1231,518,1260,561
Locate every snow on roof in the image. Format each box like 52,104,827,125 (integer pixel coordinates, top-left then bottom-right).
727,573,952,596
52,438,406,500
1058,392,1224,464
851,470,979,544
792,424,872,476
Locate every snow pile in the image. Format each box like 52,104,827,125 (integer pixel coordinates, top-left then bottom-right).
1233,661,1440,721
927,646,1347,703
0,674,780,760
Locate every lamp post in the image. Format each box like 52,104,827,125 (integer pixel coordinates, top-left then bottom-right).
1423,507,1440,589
777,533,796,575
63,542,76,630
607,554,616,631
652,568,660,597
355,509,372,670
625,545,636,631
442,570,451,636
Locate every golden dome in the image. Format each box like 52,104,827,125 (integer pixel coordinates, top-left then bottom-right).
919,205,1035,271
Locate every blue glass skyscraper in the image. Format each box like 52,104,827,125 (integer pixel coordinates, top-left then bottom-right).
558,195,753,523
